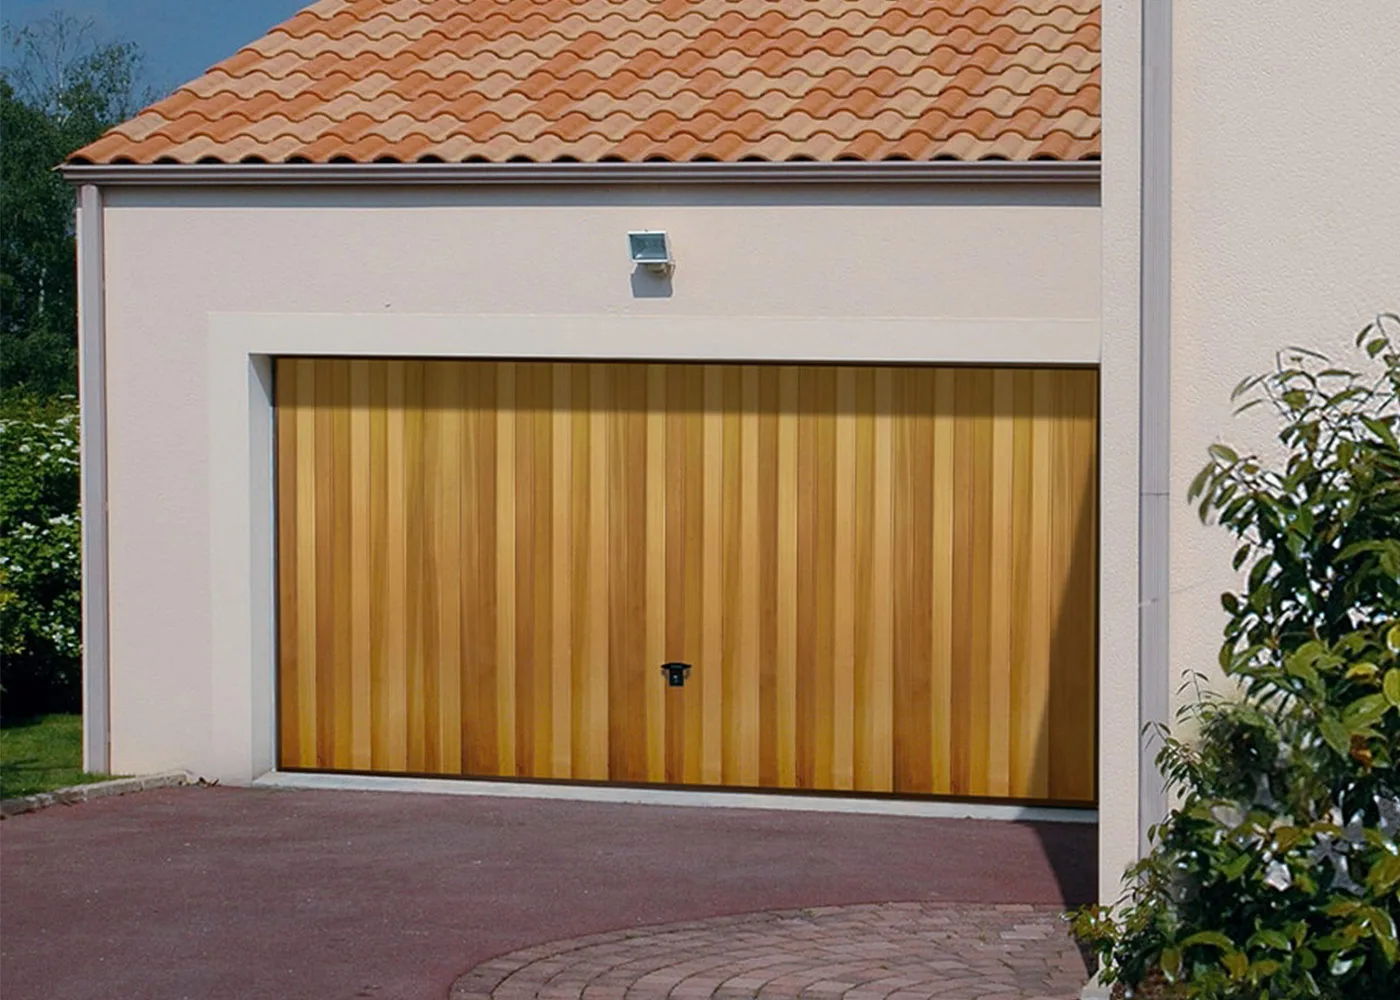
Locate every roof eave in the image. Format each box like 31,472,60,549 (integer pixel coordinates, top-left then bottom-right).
60,159,1100,187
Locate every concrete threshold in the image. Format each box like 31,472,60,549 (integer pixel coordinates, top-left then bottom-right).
253,771,1097,824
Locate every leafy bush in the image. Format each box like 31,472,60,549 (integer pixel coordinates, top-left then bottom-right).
1073,314,1400,998
0,393,81,717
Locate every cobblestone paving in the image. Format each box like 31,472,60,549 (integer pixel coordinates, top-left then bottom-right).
451,903,1089,1000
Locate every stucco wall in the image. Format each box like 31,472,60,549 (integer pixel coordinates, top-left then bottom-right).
1096,0,1400,911
96,183,1101,780
1169,6,1400,710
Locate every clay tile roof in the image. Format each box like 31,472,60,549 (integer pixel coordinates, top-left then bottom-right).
72,0,1101,166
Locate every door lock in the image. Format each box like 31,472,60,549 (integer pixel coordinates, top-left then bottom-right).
661,662,692,687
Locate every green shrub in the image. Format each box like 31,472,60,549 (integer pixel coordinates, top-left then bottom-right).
1073,314,1400,998
0,392,81,717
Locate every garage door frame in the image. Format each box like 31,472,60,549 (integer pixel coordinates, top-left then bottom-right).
205,311,1100,798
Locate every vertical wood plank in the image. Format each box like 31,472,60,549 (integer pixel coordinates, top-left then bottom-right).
569,365,592,777
1049,370,1099,803
312,361,337,768
460,363,499,776
813,367,837,790
756,367,780,787
1025,369,1055,800
893,368,934,793
831,367,857,790
402,361,427,773
367,362,389,770
1070,371,1100,802
1008,368,1036,798
664,365,688,784
533,367,555,776
970,370,997,795
870,367,895,792
298,358,321,768
852,367,886,791
550,363,573,778
495,363,517,775
331,361,355,770
382,361,408,772
719,367,744,785
986,369,1016,797
517,364,552,777
609,365,648,782
511,367,535,776
275,361,301,768
775,366,799,787
437,364,463,774
644,365,668,782
929,368,956,794
737,366,761,787
585,364,611,780
701,364,724,784
682,365,705,784
794,368,818,788
420,364,443,771
348,360,373,771
949,370,974,795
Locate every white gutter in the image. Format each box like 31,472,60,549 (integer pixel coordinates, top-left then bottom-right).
60,159,1099,187
76,184,111,774
1138,0,1172,851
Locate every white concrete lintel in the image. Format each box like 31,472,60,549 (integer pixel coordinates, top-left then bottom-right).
254,771,1098,824
212,312,1101,366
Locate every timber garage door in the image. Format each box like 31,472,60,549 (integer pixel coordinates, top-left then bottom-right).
275,359,1097,804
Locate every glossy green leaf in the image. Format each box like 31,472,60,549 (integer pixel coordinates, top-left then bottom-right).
1248,928,1291,951
1222,950,1249,979
1367,854,1400,895
1343,693,1390,730
1319,715,1350,755
1346,662,1381,683
1385,669,1400,707
1159,945,1181,979
1182,930,1236,951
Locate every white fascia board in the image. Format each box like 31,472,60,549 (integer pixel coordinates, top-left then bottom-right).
61,160,1100,188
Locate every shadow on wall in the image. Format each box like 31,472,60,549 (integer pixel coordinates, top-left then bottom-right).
629,266,673,298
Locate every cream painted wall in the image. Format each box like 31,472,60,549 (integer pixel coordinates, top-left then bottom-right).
97,183,1101,779
1096,0,1400,917
1169,5,1400,711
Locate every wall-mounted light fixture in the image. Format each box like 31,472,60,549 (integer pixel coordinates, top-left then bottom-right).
628,230,673,276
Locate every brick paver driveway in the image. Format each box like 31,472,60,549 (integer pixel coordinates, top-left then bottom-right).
454,903,1087,1000
0,786,1094,1000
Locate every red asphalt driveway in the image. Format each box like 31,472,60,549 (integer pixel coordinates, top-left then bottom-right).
0,786,1094,1000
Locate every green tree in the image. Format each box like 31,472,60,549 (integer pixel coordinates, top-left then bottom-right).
1,14,145,396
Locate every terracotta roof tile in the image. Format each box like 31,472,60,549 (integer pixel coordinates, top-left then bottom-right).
73,0,1100,165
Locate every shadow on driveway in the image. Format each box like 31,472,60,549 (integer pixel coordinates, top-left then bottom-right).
0,786,1094,1000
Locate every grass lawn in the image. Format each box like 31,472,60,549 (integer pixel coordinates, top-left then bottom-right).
0,714,112,799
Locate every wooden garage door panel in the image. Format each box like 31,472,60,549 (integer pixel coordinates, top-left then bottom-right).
275,359,1097,804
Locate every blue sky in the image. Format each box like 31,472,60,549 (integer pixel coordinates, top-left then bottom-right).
2,0,306,101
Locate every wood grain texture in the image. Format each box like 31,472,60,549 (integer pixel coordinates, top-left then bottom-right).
275,360,1098,804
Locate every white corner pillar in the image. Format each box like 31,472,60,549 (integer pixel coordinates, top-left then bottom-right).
77,183,111,773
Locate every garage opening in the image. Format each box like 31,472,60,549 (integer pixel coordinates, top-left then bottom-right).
274,359,1097,805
